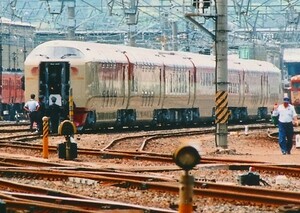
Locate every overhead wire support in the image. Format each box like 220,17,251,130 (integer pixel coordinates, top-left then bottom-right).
215,0,229,149
184,13,216,40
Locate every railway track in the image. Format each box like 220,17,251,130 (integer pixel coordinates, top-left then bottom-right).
0,122,299,212
0,166,299,211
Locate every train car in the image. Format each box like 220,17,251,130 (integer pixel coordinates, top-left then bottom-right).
289,75,300,114
0,68,25,120
24,40,283,129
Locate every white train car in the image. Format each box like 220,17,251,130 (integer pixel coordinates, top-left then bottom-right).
24,40,283,129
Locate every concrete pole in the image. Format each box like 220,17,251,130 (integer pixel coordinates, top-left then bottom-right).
67,0,76,40
126,0,137,47
172,21,178,51
215,0,229,148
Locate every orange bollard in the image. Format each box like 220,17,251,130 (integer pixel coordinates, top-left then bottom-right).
69,88,74,122
42,116,49,159
178,171,194,213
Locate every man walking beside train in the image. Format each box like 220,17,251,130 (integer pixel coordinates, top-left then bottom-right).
272,97,298,155
24,94,40,132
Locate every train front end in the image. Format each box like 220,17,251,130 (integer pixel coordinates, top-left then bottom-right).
24,41,89,129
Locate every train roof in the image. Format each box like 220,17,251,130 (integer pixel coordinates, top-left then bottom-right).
183,52,215,68
25,40,129,65
239,58,280,73
226,55,281,73
291,75,300,81
113,45,164,66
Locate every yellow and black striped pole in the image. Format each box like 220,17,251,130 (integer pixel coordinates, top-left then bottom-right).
42,116,49,159
215,91,230,124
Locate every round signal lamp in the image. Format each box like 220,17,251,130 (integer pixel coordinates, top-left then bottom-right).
173,145,201,171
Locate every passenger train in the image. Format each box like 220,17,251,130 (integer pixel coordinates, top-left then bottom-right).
24,40,283,129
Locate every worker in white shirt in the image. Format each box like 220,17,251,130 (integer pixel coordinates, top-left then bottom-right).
272,97,298,155
24,94,40,132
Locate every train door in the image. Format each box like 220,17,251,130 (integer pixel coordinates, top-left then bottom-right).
263,73,269,105
39,62,70,107
238,70,245,106
260,72,268,106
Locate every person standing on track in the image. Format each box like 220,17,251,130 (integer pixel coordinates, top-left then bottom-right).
48,96,61,134
23,94,40,132
272,97,298,155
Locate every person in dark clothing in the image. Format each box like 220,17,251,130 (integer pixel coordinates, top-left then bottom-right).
48,96,61,133
62,98,76,121
37,95,46,133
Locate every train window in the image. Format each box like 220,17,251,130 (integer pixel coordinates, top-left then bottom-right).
292,82,300,89
45,46,83,59
200,72,204,86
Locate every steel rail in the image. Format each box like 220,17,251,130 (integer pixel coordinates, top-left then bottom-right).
2,191,176,212
0,191,94,212
0,167,300,207
0,146,299,177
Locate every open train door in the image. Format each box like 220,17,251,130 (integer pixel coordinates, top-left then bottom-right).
38,62,70,108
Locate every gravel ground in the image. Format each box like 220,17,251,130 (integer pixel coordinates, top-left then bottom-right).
1,126,300,212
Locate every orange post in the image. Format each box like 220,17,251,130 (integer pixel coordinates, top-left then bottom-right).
69,88,74,122
42,116,49,159
178,171,194,213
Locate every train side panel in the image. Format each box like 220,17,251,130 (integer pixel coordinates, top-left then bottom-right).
130,63,163,121
188,54,215,121
120,47,164,123
85,61,130,124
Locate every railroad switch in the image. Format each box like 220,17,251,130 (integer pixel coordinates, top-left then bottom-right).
58,120,77,160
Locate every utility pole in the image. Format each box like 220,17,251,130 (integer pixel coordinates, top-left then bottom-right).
124,0,138,46
67,0,76,40
185,0,229,149
215,0,229,149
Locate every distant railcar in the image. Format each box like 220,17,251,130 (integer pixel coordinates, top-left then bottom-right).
24,40,283,129
290,75,300,114
0,68,25,120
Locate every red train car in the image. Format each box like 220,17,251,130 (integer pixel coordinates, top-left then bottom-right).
290,75,300,114
0,68,25,120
